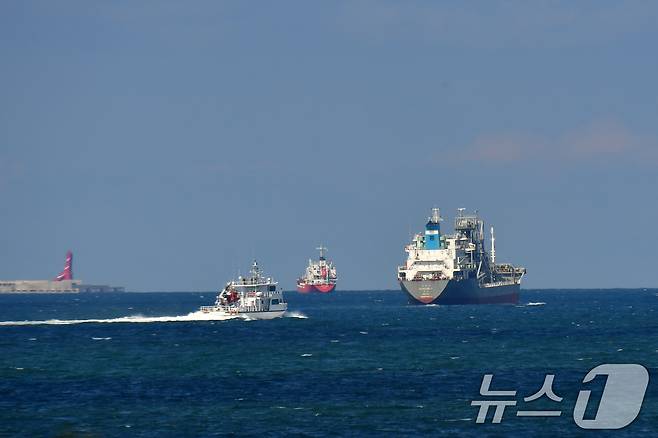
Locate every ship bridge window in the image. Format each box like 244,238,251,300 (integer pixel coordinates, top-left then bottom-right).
269,285,276,291
271,299,280,305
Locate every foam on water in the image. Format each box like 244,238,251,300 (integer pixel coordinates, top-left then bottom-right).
0,310,242,326
526,302,546,306
0,309,310,326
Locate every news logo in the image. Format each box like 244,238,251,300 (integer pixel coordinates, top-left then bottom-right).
471,363,649,429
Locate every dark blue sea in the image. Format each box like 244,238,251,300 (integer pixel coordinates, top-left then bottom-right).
1,290,657,437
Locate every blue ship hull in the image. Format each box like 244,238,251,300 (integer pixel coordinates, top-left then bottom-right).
400,279,519,305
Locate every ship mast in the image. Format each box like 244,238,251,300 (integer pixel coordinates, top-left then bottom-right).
317,245,327,260
490,227,496,264
431,207,441,223
250,260,260,280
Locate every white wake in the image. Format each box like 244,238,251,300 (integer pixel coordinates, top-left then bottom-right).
0,311,242,326
0,309,308,326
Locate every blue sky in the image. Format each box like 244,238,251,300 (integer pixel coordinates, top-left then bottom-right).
1,1,657,290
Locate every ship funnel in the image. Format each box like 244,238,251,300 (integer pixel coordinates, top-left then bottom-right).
424,208,442,250
55,251,73,281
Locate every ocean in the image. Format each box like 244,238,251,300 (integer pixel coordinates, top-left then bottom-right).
1,290,656,437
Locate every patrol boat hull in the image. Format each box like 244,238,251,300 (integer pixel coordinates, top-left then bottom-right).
400,279,519,305
244,310,286,320
200,308,286,320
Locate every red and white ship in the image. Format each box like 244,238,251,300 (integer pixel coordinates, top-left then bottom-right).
296,246,337,293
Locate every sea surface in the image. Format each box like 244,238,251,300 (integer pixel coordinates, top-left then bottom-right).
1,289,657,437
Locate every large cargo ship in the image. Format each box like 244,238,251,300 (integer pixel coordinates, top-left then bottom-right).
297,246,337,293
397,208,525,304
0,251,124,293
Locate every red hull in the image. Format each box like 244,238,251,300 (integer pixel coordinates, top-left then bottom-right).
297,283,314,293
314,284,335,293
296,283,336,294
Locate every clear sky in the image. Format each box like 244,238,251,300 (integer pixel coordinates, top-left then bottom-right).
1,1,657,290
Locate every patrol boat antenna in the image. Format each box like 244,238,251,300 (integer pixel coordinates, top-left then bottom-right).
490,227,496,264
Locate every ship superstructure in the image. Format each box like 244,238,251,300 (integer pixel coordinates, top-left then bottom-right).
297,246,337,293
200,260,287,319
397,208,525,304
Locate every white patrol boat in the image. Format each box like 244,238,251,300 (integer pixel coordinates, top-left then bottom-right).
200,261,288,319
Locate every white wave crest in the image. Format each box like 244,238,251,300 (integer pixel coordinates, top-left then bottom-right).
526,302,546,306
284,311,308,319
